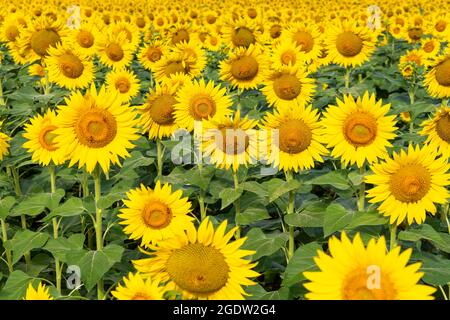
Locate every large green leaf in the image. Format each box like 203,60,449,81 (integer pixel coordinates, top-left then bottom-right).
44,197,86,221
10,189,65,217
346,211,388,229
44,234,85,262
419,254,450,286
323,203,353,236
263,178,301,203
0,196,16,219
306,171,350,190
0,270,32,300
236,206,270,225
243,228,288,260
219,187,243,209
282,242,321,287
4,230,49,264
284,202,326,228
398,224,450,253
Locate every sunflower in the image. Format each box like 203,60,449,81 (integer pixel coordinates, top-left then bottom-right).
54,85,139,173
308,47,333,73
168,21,192,45
429,13,450,40
223,17,260,49
111,21,140,51
420,38,440,58
366,144,450,225
261,66,315,109
303,232,436,300
0,127,10,161
17,16,69,62
69,20,98,57
203,32,224,52
261,104,327,172
97,30,134,70
319,92,397,168
286,22,322,62
0,13,27,45
153,52,198,83
420,105,450,159
24,282,53,300
270,39,305,70
174,79,232,132
424,52,450,98
399,49,427,67
44,43,94,90
219,44,267,90
138,41,168,72
118,181,193,247
400,64,414,79
172,39,207,74
111,272,165,300
105,69,140,102
22,109,66,166
325,19,376,67
202,111,259,172
133,218,259,300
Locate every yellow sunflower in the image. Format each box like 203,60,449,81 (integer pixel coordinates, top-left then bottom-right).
44,43,94,90
303,232,436,300
325,19,376,67
319,92,397,168
261,66,315,109
219,44,267,90
152,52,198,83
111,21,140,51
69,20,98,57
118,181,193,247
203,32,224,52
366,144,450,225
0,13,27,45
202,111,259,172
97,30,134,70
223,17,260,49
174,79,232,132
111,272,165,300
270,38,306,71
286,22,322,62
133,218,259,300
54,85,139,174
105,69,140,102
24,282,53,300
0,126,11,161
261,104,328,172
420,105,450,159
138,41,168,72
420,38,440,58
172,39,207,75
424,52,450,98
22,109,66,166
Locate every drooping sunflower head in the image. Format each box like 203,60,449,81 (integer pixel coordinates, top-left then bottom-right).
174,79,233,132
111,272,166,300
24,282,53,300
303,232,436,300
319,91,397,168
105,68,140,102
133,218,259,300
420,105,450,159
54,84,139,173
424,52,450,98
366,144,450,225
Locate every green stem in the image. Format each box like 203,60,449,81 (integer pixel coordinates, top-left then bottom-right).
389,224,397,249
442,203,450,234
357,165,365,211
344,68,350,90
156,139,163,178
1,218,13,272
285,171,295,260
198,163,207,221
233,171,241,239
92,166,104,300
408,89,415,133
0,77,5,107
49,166,62,294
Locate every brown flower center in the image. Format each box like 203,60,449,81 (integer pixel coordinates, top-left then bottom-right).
217,127,249,155
164,60,189,77
435,20,447,32
77,30,94,48
231,27,255,48
136,17,146,28
38,125,58,151
281,51,296,65
150,94,176,125
342,268,396,300
172,29,190,45
273,73,302,100
436,113,450,142
423,41,435,53
336,31,363,57
6,25,19,42
75,108,117,148
230,55,259,80
131,293,151,300
190,96,216,120
146,47,161,62
390,164,431,203
270,24,282,39
279,119,312,154
293,31,314,53
59,53,84,79
106,43,124,62
407,27,423,41
30,29,61,56
206,15,216,24
142,201,172,229
434,59,450,86
343,112,377,147
115,77,130,93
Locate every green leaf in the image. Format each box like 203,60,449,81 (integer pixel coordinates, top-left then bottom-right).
185,166,216,190
242,228,288,260
284,202,326,228
44,234,85,262
282,242,321,287
0,196,16,219
219,187,243,209
10,189,64,217
66,244,124,291
323,203,353,237
306,171,350,190
236,206,270,225
241,181,268,198
346,211,388,229
4,230,49,264
0,270,32,300
44,197,86,221
264,178,301,203
398,224,450,253
420,254,450,286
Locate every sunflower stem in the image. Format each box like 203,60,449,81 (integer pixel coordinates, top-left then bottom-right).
408,89,415,133
156,139,163,178
389,224,397,249
49,166,62,294
92,166,104,300
344,68,350,90
0,218,13,273
233,171,241,239
198,163,207,221
441,203,450,234
285,170,296,261
357,165,365,211
0,77,5,107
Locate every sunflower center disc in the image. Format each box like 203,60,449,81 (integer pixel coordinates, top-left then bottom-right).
270,24,282,39
165,61,188,76
273,74,302,100
408,27,423,41
336,31,363,57
206,15,216,24
232,27,256,48
142,201,172,229
172,29,190,45
115,77,131,93
136,18,146,28
436,113,450,142
218,127,249,155
39,125,58,151
191,96,216,120
210,37,218,45
59,53,84,79
343,113,377,147
77,30,94,48
147,47,162,62
6,25,19,42
76,109,117,148
106,43,124,61
435,20,447,32
131,293,150,300
293,31,314,53
342,269,396,300
150,94,176,125
30,29,61,56
167,243,229,294
423,41,435,53
231,55,259,80
279,119,312,154
281,51,296,65
435,59,450,86
390,164,431,203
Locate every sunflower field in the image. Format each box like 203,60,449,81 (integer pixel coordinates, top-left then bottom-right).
0,0,449,302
